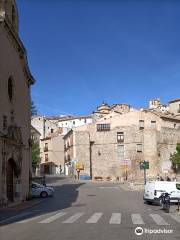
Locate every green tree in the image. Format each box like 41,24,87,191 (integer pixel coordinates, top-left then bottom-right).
31,100,38,116
170,143,180,173
32,142,40,173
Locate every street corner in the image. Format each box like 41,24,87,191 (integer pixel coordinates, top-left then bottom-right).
0,198,44,212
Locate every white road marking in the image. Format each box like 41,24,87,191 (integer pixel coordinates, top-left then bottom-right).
150,214,169,225
18,212,53,223
170,214,180,223
62,213,84,223
109,213,121,224
131,214,144,225
0,212,32,224
39,212,67,223
86,213,103,223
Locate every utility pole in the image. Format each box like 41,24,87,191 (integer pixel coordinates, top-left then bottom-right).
144,167,146,185
140,160,149,185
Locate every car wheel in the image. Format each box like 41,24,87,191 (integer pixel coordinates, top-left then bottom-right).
40,191,48,198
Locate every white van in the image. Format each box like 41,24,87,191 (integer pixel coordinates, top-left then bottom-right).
143,181,180,204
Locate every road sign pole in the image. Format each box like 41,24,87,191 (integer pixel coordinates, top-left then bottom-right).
144,167,146,185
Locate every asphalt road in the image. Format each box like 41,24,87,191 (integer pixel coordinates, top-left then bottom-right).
0,176,180,240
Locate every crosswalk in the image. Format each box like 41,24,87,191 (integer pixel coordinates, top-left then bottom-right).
1,211,180,226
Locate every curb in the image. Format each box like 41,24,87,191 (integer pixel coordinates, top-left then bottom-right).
0,199,45,212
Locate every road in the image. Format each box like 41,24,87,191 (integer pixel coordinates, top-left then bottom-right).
0,176,180,240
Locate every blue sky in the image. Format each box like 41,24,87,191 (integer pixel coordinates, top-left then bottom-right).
17,0,180,116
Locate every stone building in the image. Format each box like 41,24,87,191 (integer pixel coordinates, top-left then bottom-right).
168,99,180,115
57,115,92,129
149,98,180,115
40,129,65,175
31,116,58,140
64,103,180,181
31,125,41,145
0,0,35,205
32,115,93,175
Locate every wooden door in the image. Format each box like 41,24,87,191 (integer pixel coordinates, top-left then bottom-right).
6,160,14,202
44,165,50,174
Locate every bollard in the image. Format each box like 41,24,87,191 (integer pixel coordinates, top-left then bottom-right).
177,199,180,212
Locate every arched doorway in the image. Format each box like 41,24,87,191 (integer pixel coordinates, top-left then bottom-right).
6,159,14,202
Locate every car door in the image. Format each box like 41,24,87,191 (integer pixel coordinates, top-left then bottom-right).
169,183,180,201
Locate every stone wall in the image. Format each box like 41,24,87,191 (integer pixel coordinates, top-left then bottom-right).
72,110,180,180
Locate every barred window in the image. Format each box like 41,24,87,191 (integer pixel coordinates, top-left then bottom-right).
3,116,7,130
8,77,14,102
97,124,110,131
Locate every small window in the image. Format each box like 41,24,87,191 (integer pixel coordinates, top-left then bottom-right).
151,121,156,128
137,144,143,153
97,124,110,131
3,116,7,130
84,119,87,123
8,77,13,102
73,121,75,125
45,154,48,162
139,120,144,129
10,111,14,123
51,129,54,133
117,132,124,143
44,143,48,151
174,123,176,129
176,184,180,190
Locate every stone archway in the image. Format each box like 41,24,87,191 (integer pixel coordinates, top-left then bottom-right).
6,158,15,202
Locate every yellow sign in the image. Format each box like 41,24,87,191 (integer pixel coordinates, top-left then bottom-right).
76,162,84,170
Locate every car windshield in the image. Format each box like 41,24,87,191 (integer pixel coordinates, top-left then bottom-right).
32,182,44,188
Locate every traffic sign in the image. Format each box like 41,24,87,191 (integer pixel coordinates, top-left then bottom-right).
76,162,84,170
140,161,149,170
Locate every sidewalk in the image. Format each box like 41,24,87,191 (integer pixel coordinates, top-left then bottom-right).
0,198,44,212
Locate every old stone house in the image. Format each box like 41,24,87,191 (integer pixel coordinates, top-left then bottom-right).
40,129,65,175
64,102,180,181
0,0,35,205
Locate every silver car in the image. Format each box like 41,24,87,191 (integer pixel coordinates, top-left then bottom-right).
32,182,54,198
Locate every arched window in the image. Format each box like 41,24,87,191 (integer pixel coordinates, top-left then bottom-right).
8,77,14,102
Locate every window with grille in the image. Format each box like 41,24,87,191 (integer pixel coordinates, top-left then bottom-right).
97,124,110,131
3,116,7,130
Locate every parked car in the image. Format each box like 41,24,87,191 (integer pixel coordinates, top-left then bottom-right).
31,181,54,198
143,181,180,204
